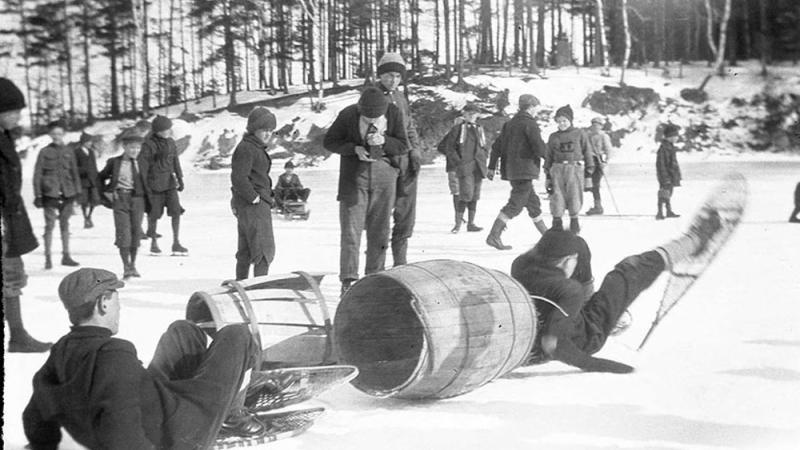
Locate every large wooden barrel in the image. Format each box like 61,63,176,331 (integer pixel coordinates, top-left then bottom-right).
333,259,537,399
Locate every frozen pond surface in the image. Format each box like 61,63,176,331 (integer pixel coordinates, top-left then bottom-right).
4,159,800,449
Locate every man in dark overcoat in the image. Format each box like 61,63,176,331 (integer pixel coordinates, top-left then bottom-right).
230,107,277,280
0,77,52,353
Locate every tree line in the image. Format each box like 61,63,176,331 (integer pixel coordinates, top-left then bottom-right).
0,0,797,129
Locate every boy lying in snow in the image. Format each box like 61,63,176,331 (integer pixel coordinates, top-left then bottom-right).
511,209,721,373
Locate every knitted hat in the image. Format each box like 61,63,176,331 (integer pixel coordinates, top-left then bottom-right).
555,105,574,122
79,132,93,144
518,94,540,109
462,103,481,113
58,268,125,312
47,119,66,130
359,86,389,119
377,52,406,77
118,127,146,144
284,160,295,169
534,230,581,259
663,123,680,138
247,107,277,133
0,77,26,113
151,115,173,133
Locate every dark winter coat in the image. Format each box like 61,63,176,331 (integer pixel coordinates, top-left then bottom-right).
231,132,274,206
488,110,546,180
74,144,99,188
23,326,167,449
656,140,681,188
98,155,149,197
323,103,409,203
0,128,38,258
33,143,82,199
138,134,183,193
437,122,489,178
545,127,594,174
276,172,304,190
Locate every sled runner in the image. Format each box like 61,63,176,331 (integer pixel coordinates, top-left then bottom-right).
213,405,326,449
244,365,358,412
638,172,748,349
276,200,310,221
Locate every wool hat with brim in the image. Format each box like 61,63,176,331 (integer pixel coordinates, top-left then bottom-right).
151,115,173,133
118,127,146,144
359,86,389,119
79,132,94,144
0,77,26,113
462,103,481,113
555,104,574,122
58,268,125,312
377,52,406,77
663,123,680,138
519,94,540,109
534,230,581,259
247,107,277,133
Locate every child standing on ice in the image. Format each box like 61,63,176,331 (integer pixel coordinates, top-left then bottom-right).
655,124,682,220
788,182,799,223
544,105,594,233
437,103,489,233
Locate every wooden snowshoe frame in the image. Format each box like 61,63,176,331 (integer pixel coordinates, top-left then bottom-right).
186,271,336,368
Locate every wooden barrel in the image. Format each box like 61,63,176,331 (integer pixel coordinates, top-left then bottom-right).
333,259,537,399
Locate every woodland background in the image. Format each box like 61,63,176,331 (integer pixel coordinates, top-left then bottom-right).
1,0,799,132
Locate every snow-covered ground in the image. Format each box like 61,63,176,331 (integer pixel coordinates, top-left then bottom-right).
4,62,800,449
4,157,800,449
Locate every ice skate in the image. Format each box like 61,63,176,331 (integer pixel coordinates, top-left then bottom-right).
171,242,188,256
150,239,162,255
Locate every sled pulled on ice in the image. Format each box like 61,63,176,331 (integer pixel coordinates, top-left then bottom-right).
275,200,310,220
213,405,325,449
245,365,358,412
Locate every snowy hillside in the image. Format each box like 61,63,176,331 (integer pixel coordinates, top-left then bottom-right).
4,62,800,450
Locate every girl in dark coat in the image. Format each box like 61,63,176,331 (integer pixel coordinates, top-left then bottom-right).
656,124,682,220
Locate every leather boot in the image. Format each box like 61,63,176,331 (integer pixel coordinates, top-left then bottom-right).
569,217,580,234
551,217,564,231
486,218,512,250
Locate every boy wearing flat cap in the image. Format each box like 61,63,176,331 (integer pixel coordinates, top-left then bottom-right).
23,268,265,449
511,208,721,373
33,119,82,269
138,115,187,255
437,103,489,233
324,86,409,294
98,129,150,279
656,123,682,220
1,77,52,352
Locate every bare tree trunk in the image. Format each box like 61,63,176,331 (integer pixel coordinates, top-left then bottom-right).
527,1,537,73
501,0,509,63
596,0,610,76
759,0,769,76
81,0,93,121
705,0,731,76
443,0,451,77
179,0,188,111
620,0,630,85
537,0,545,67
457,0,464,84
62,0,75,121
